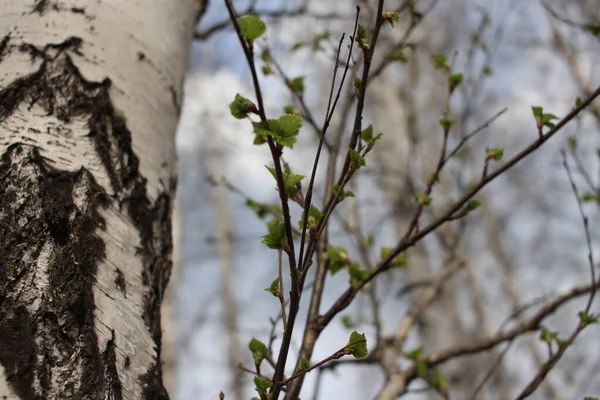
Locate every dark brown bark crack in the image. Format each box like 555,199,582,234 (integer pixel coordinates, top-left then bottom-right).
0,35,173,399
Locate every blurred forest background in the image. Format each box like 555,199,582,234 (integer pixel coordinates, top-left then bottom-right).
170,0,600,398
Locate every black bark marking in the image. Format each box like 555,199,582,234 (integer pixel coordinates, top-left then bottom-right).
32,0,59,15
0,145,110,399
103,331,124,400
115,268,127,297
0,36,174,398
0,306,36,399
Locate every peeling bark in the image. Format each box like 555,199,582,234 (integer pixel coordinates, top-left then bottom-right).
0,1,202,399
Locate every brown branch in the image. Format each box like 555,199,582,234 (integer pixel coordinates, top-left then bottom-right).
319,85,600,328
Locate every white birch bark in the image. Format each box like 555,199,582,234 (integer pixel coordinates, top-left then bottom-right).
0,1,202,399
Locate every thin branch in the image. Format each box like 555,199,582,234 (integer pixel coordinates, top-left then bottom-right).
319,85,600,328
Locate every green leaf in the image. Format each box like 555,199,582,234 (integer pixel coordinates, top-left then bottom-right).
568,135,577,149
482,66,493,76
431,369,449,392
416,360,428,378
406,346,424,361
415,192,432,206
578,310,599,325
238,15,267,40
354,77,362,92
349,149,366,170
332,184,355,200
283,105,297,115
345,331,368,358
290,266,303,281
464,200,481,211
252,114,303,148
393,48,408,63
349,263,370,287
539,328,558,344
229,94,256,119
327,245,351,275
486,147,504,161
383,11,400,27
356,24,370,48
291,41,304,52
575,97,583,108
261,65,271,75
448,73,463,91
298,204,322,231
360,124,374,141
439,119,454,131
264,277,280,297
266,165,304,197
289,76,305,95
542,113,558,128
581,192,600,204
341,315,354,329
253,376,272,393
380,247,407,268
432,53,448,70
531,106,544,118
261,219,287,250
248,338,269,364
300,358,311,370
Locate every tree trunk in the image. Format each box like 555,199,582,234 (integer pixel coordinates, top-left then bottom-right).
0,1,201,399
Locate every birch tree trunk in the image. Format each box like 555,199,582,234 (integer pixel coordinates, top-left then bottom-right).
0,1,202,399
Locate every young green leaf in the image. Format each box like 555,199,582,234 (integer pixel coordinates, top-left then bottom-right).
356,24,370,48
341,315,354,329
578,310,599,325
253,376,272,393
380,247,408,268
432,53,449,70
542,112,558,128
289,76,305,95
252,114,303,148
300,358,311,370
229,94,256,119
431,369,450,392
415,192,432,206
264,277,280,297
349,263,370,287
406,346,424,361
345,331,368,358
261,219,286,250
332,185,355,200
393,48,409,63
261,65,271,75
464,200,481,211
383,11,400,27
266,165,304,197
248,338,269,364
354,77,362,92
291,41,305,52
238,15,267,40
448,73,463,92
439,119,454,131
298,204,322,231
327,245,351,275
486,147,504,162
349,149,366,170
361,124,374,141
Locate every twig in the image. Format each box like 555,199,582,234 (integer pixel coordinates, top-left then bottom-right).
562,150,597,312
319,85,600,328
